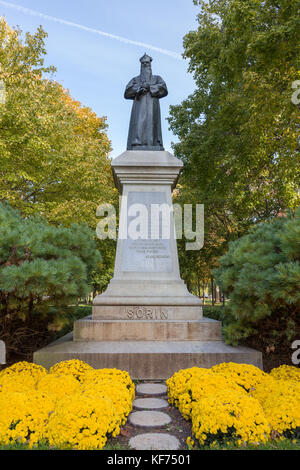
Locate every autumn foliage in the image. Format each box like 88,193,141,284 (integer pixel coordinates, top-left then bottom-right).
0,18,116,227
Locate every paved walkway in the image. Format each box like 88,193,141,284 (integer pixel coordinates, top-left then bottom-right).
128,382,181,450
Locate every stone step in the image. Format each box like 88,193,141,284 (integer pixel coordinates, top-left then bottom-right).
133,397,169,410
73,316,222,342
136,383,167,397
129,433,180,450
129,411,171,428
33,334,262,379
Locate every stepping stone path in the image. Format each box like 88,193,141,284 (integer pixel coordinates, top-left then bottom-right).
128,382,181,451
129,433,180,451
133,397,169,410
136,383,167,396
129,410,171,427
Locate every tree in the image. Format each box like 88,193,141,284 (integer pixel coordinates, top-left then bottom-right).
0,18,117,228
214,208,300,350
0,202,101,355
173,184,232,301
168,0,300,241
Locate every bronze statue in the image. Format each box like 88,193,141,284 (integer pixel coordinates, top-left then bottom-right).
125,54,168,151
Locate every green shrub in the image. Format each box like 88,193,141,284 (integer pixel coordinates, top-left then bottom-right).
0,202,100,351
214,208,300,346
203,305,235,330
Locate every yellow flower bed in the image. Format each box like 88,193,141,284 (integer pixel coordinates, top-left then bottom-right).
0,360,135,449
167,363,300,447
0,361,47,393
263,391,300,439
251,376,299,405
211,362,270,392
252,378,300,438
37,373,81,403
175,371,244,420
83,368,135,401
191,389,270,446
46,392,116,450
269,364,300,383
166,367,212,407
80,370,135,435
49,359,94,382
0,391,55,448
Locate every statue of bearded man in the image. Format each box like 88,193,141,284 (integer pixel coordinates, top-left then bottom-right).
124,54,168,151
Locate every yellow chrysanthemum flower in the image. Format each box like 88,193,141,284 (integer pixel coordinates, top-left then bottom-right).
191,389,270,446
80,379,133,435
46,392,115,450
83,368,135,401
37,373,81,402
49,359,93,382
0,390,55,448
269,365,300,383
253,379,300,438
0,361,47,385
211,362,270,392
178,373,245,420
166,367,212,407
0,360,135,449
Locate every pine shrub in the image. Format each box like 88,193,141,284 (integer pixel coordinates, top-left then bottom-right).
0,202,100,354
214,208,300,348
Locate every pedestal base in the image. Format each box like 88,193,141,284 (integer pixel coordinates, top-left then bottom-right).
34,322,263,379
73,316,221,342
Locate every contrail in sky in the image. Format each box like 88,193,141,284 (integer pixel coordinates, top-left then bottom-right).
0,0,182,60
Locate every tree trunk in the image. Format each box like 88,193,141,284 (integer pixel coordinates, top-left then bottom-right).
211,276,215,306
215,284,220,304
28,296,34,318
197,276,200,298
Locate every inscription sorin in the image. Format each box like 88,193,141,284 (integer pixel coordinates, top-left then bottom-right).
125,306,168,320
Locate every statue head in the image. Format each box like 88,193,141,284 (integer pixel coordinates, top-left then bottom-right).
140,53,152,79
140,53,152,65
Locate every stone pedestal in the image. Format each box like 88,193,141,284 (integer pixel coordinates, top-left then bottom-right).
34,150,262,377
93,150,203,324
0,340,5,365
93,150,202,314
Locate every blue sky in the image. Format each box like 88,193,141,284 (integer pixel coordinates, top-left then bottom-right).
0,0,199,157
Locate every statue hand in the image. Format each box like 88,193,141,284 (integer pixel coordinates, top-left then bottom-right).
136,86,144,96
137,86,148,96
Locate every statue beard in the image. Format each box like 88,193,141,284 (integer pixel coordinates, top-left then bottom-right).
140,66,152,84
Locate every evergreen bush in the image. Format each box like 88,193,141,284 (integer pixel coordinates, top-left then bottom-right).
0,202,100,353
214,208,300,347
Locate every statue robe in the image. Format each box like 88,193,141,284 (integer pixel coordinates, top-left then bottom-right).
124,74,168,151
